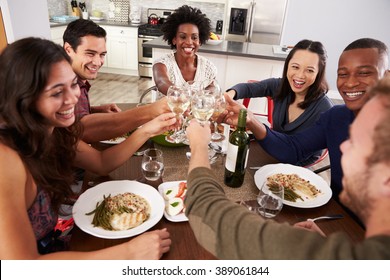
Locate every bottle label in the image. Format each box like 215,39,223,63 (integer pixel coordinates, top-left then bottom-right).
225,142,238,172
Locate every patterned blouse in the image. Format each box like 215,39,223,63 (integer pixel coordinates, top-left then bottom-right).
153,51,217,88
27,186,57,241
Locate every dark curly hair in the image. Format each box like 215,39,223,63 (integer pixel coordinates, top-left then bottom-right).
161,5,211,49
277,39,329,109
0,37,81,213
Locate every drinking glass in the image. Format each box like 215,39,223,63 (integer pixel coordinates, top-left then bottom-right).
191,90,215,126
257,181,284,218
185,80,201,96
210,94,226,142
165,85,191,143
201,79,226,141
141,148,164,181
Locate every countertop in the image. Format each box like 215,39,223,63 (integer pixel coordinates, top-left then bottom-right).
143,36,288,61
50,19,143,28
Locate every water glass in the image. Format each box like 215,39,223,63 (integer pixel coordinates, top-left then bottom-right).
257,181,284,218
141,148,164,181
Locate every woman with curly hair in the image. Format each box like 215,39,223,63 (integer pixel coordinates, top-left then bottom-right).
0,37,174,259
153,5,217,94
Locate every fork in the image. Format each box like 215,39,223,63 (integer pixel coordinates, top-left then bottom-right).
307,214,343,222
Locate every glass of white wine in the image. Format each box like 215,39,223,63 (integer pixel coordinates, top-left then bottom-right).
141,148,164,181
191,90,215,126
201,79,225,141
165,85,191,143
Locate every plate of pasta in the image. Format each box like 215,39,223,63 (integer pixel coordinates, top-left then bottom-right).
72,180,164,239
254,163,332,208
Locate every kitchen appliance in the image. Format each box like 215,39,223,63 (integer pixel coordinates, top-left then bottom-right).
148,13,160,25
138,8,174,78
225,0,288,44
216,20,223,34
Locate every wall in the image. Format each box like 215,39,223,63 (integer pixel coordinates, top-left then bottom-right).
47,0,225,30
281,0,390,92
1,0,51,42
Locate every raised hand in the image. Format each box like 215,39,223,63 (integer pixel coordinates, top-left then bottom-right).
140,112,177,138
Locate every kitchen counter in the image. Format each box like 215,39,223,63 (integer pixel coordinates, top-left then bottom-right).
50,19,144,28
143,36,287,61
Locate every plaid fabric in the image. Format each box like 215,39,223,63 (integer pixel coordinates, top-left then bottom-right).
75,79,91,119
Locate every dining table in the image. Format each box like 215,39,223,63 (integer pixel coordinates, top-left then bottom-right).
69,103,365,260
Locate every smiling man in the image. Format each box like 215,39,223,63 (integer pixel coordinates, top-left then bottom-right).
184,77,390,260
63,19,170,143
223,38,389,199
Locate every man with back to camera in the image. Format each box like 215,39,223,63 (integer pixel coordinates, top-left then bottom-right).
184,76,390,259
63,19,170,143
221,38,389,199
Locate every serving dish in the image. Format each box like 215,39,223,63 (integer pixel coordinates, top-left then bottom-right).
158,181,188,222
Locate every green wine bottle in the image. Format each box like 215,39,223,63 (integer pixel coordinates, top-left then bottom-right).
224,109,250,188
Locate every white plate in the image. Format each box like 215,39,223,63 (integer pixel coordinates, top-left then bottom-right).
72,180,164,239
100,137,126,144
158,181,188,222
254,163,332,208
206,40,223,45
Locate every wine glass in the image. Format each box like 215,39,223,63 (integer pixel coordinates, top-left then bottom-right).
141,148,164,181
210,94,226,142
185,80,201,97
165,85,191,143
201,79,225,141
191,90,215,126
257,181,284,218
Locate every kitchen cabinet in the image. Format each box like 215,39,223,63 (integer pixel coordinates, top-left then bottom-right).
100,25,138,76
185,0,226,3
50,24,139,76
50,25,67,46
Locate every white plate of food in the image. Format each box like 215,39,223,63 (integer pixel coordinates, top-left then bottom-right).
158,181,188,222
100,136,126,144
254,163,332,208
72,180,164,239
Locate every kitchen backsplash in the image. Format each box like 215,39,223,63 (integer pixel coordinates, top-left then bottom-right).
47,0,224,28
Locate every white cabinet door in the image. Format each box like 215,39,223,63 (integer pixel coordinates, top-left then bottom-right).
50,26,67,45
101,25,138,74
224,56,284,88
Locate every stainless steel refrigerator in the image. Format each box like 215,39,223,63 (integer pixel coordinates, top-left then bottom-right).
224,0,288,45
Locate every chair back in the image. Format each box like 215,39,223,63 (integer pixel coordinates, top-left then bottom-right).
243,80,274,127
